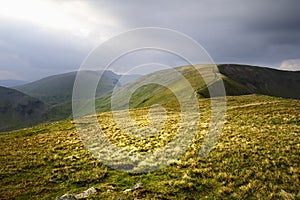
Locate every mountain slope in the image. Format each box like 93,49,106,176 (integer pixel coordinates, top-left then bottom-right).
0,86,48,131
14,71,121,105
217,64,300,99
4,64,299,131
94,64,300,112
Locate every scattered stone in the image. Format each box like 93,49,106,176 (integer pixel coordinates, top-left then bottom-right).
57,194,77,200
75,187,97,199
123,188,132,193
57,187,98,200
123,183,143,193
132,183,143,190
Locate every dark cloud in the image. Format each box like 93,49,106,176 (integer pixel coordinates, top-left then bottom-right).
88,0,300,68
0,0,299,80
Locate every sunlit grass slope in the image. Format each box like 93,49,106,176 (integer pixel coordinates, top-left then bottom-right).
0,95,299,199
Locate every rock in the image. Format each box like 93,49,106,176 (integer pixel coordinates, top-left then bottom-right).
57,187,98,200
123,188,132,193
123,183,143,193
132,183,143,190
57,194,77,200
75,187,97,199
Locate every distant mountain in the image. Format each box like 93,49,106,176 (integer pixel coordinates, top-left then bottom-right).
14,71,141,105
98,70,142,85
14,71,121,105
117,74,142,85
0,79,28,87
0,71,141,129
0,86,47,131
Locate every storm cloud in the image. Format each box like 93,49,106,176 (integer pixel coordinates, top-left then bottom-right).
0,0,299,80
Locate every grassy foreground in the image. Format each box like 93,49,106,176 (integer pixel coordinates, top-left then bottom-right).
0,95,299,199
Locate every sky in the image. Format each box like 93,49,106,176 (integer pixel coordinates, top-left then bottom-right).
0,0,300,81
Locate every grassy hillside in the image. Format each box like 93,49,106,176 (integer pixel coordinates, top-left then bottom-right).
14,71,120,105
0,86,48,132
93,64,300,112
0,95,299,199
93,65,216,111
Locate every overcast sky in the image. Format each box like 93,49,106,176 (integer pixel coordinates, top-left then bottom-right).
0,0,300,81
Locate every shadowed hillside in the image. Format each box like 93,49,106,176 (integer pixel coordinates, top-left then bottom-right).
217,64,300,99
0,86,48,131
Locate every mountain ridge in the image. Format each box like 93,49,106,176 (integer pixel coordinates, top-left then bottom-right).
2,64,300,132
13,70,121,105
0,79,28,87
13,70,142,105
104,64,300,111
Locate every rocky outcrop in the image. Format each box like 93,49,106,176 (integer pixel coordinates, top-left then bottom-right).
57,187,97,200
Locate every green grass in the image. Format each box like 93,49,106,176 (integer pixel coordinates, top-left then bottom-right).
0,95,299,199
